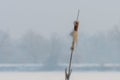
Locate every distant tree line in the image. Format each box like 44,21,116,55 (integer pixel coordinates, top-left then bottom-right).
0,26,120,66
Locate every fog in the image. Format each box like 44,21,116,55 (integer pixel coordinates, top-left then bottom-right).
0,0,120,67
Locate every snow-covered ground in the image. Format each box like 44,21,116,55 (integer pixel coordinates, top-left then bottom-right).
0,72,120,80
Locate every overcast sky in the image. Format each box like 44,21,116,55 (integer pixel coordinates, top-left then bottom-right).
0,0,120,39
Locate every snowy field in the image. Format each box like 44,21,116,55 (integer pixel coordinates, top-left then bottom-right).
0,72,120,80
